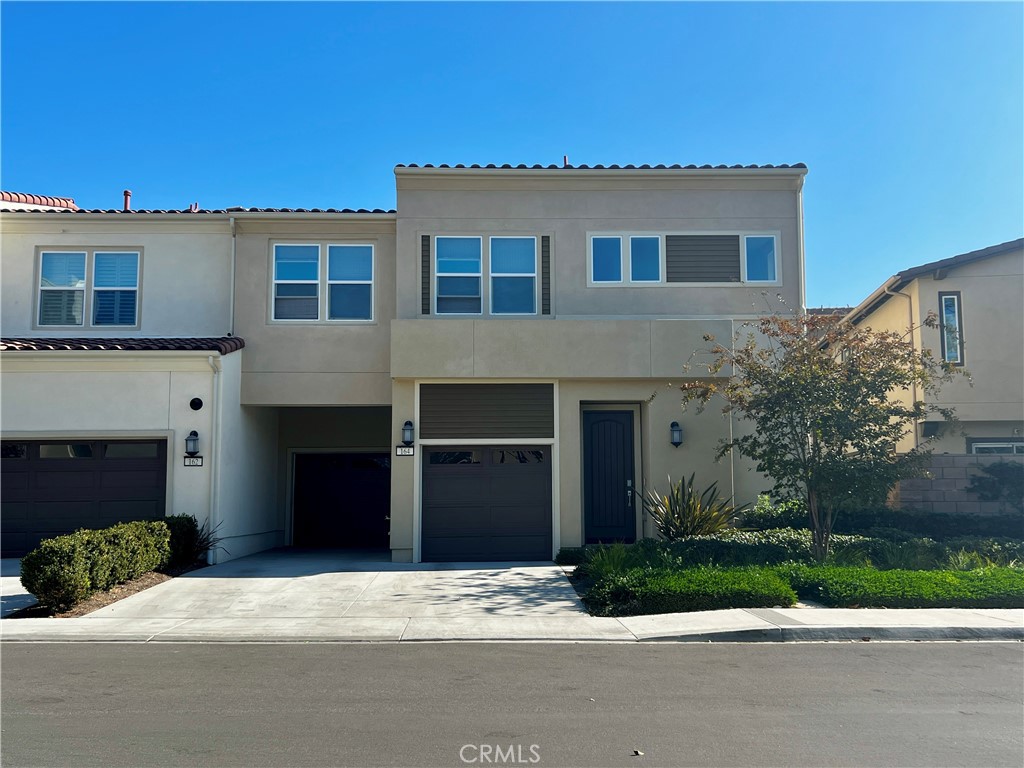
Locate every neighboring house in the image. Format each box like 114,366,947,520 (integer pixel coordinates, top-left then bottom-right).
845,238,1024,456
0,191,78,211
0,163,809,561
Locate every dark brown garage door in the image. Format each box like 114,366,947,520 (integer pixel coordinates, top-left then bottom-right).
421,446,552,562
1,440,167,557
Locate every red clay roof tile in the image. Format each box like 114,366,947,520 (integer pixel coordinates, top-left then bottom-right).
0,337,245,355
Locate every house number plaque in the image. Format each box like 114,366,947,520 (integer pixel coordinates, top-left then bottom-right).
395,446,414,456
183,456,204,467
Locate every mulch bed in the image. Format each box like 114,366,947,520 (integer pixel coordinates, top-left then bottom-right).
5,562,207,619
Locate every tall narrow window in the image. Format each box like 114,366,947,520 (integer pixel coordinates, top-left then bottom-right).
39,251,86,326
436,237,482,314
591,236,622,282
490,237,536,314
630,236,661,282
744,236,777,282
327,245,373,320
93,252,139,325
273,244,320,320
939,292,964,365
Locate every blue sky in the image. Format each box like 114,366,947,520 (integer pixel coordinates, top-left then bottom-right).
2,2,1021,307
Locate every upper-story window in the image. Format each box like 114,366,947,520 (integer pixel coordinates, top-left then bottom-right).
433,236,538,316
588,232,779,286
938,291,964,365
38,249,140,327
272,243,374,322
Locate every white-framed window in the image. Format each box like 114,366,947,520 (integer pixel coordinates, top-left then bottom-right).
272,243,375,322
273,244,320,320
37,249,141,327
327,245,373,320
630,236,661,282
588,231,780,287
92,252,139,325
435,237,482,315
591,236,622,283
970,441,1024,455
743,235,777,283
489,236,537,315
939,292,964,365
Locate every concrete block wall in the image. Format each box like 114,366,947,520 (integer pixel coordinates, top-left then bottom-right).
896,455,1024,515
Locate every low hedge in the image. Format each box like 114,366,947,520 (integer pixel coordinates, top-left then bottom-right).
742,499,1024,541
584,566,797,617
165,514,202,567
20,521,171,611
775,564,1024,609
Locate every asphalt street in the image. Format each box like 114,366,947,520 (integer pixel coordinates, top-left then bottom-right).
1,642,1021,768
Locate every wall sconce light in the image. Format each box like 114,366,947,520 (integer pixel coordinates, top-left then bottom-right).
185,430,200,457
402,420,415,446
669,421,683,448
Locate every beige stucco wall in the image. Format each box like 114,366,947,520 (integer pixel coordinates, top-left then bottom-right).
391,318,734,379
211,352,281,561
0,351,218,528
857,248,1024,453
389,382,416,562
0,215,232,337
233,216,396,406
394,169,805,321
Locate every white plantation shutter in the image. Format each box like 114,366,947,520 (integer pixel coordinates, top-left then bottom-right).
93,253,139,325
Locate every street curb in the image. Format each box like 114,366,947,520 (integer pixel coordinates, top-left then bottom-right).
637,626,1024,643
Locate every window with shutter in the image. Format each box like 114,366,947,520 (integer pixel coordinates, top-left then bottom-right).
92,252,139,325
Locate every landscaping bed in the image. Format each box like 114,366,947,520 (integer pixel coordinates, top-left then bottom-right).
562,502,1024,617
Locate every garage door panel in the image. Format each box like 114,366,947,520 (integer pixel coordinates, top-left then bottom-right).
99,469,163,490
422,445,551,562
32,470,96,491
1,440,167,557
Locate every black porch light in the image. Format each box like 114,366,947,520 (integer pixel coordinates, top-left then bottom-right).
402,420,415,446
185,430,200,457
669,421,683,448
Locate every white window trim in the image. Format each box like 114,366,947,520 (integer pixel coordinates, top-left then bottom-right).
35,248,143,330
272,243,321,322
269,242,378,324
488,236,538,316
589,235,624,284
740,235,779,284
326,243,375,322
629,235,662,283
587,230,782,288
91,251,140,327
970,442,1024,455
939,292,964,365
434,236,484,316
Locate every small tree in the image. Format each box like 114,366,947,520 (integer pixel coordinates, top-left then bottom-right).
680,310,964,560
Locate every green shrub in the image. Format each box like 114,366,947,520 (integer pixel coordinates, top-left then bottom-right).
20,535,93,612
584,566,798,617
743,497,1023,541
19,521,171,612
554,547,589,566
941,537,1024,566
774,564,1024,608
163,514,225,567
639,474,748,540
665,527,867,567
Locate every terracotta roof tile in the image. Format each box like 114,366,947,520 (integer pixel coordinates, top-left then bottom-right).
0,337,245,355
0,191,78,209
0,206,395,215
395,163,807,170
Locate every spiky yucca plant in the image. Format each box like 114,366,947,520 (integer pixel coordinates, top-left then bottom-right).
639,473,748,540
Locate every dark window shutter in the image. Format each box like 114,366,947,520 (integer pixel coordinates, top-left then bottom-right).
666,235,741,282
420,384,554,438
541,236,551,315
421,235,431,314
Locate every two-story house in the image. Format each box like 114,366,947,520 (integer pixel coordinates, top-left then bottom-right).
0,163,808,561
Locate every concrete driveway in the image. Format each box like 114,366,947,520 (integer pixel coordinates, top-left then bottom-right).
1,559,36,618
39,548,626,641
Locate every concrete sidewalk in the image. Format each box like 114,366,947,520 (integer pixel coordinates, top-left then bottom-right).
1,550,1022,643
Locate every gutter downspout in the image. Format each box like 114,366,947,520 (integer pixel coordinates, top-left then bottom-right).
206,354,223,564
228,216,237,336
884,282,919,449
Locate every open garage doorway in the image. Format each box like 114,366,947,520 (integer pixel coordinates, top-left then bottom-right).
292,453,391,549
